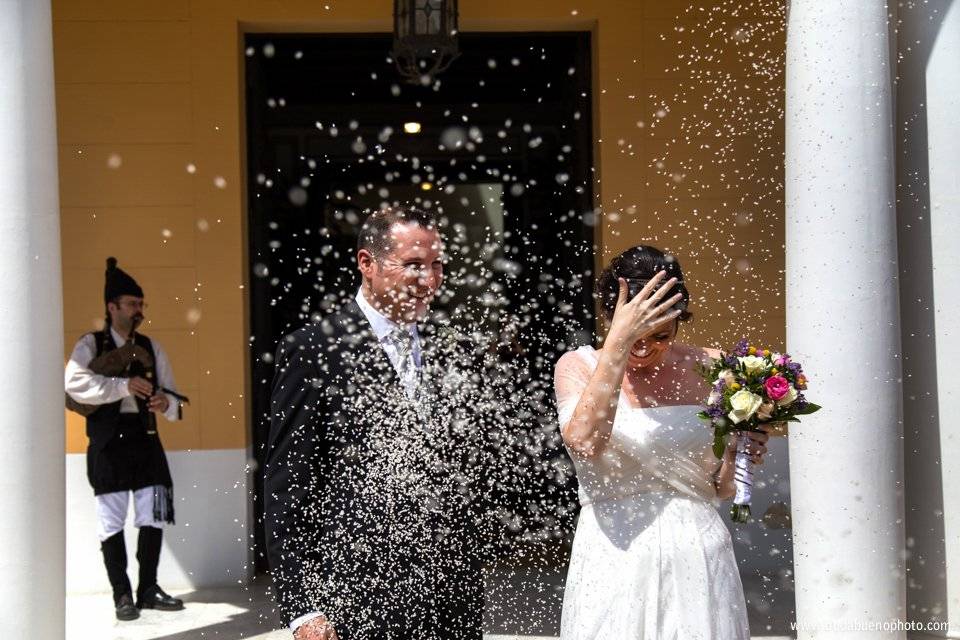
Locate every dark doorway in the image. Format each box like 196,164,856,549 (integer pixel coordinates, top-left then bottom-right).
245,32,596,572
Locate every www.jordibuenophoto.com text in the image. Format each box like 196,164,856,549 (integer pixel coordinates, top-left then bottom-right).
791,619,953,633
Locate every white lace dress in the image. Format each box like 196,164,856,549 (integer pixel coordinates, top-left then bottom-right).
555,346,750,640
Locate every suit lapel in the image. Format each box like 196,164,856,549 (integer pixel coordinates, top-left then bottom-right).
336,299,403,388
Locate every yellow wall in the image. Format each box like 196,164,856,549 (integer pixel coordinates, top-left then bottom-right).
54,0,785,453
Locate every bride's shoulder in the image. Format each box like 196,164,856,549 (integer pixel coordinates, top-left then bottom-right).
672,342,721,365
555,345,597,373
701,345,723,360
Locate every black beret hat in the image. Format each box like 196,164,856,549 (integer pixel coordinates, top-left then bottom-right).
104,257,144,303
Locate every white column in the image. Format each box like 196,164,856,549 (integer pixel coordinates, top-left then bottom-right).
0,1,65,638
785,2,905,639
897,1,960,637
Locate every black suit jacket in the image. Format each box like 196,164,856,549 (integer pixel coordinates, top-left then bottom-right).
264,301,489,640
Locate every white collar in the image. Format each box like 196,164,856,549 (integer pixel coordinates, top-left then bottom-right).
109,326,133,346
354,288,417,342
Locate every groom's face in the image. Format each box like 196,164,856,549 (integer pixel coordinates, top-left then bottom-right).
358,222,444,324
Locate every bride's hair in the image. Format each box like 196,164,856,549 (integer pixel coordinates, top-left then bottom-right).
595,245,693,322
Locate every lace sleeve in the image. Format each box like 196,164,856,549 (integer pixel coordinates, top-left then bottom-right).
553,349,594,429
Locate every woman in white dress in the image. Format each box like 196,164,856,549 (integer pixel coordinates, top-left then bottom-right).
554,245,770,640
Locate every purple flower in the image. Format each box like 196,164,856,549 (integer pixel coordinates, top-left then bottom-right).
732,339,750,357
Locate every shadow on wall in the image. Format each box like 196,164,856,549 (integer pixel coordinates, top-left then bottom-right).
896,0,955,628
65,449,251,594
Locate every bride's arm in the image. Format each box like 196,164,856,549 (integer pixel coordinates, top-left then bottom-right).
555,343,630,459
698,347,740,499
713,442,739,500
557,274,683,459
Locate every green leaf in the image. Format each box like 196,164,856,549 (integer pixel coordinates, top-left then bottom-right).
793,403,822,415
713,430,727,459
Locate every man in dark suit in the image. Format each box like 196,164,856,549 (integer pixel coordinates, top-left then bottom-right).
265,207,500,640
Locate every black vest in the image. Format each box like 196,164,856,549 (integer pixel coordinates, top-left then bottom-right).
84,329,158,452
81,329,175,519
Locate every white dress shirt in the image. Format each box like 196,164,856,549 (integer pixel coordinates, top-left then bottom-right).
354,287,422,392
289,289,423,633
64,326,181,422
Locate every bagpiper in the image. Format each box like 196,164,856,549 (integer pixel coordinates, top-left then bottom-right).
65,258,188,620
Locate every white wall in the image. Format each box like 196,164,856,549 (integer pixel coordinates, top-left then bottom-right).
897,1,960,635
66,449,252,594
925,2,960,630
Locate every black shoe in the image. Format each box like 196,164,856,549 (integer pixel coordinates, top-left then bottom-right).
115,594,140,621
136,585,184,611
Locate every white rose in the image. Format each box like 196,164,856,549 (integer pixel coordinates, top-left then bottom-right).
728,388,763,424
738,355,767,377
777,385,799,407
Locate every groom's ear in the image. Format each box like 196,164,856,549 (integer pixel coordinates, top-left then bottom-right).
357,248,375,279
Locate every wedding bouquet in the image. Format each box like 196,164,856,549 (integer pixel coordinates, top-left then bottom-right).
696,339,821,522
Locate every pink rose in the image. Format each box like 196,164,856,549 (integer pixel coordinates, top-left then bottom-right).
764,375,791,401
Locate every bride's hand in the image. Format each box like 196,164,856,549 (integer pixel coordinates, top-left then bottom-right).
604,271,683,355
727,425,772,464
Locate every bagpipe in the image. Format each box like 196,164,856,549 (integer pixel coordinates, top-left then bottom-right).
65,339,190,434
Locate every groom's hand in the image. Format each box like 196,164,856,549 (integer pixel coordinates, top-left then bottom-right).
294,615,339,640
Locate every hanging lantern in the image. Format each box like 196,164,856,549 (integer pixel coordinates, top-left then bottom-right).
392,0,460,85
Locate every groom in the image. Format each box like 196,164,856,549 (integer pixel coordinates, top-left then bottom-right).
265,207,490,640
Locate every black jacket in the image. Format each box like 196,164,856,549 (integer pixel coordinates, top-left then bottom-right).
264,301,496,639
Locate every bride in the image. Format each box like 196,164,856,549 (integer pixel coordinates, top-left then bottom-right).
554,245,769,639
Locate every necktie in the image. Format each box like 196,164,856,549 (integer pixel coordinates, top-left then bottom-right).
387,326,418,398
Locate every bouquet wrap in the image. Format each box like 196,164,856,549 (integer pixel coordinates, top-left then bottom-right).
696,339,820,522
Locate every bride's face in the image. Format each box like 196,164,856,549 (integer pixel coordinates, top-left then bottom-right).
627,320,678,370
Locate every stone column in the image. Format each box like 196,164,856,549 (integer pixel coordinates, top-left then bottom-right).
897,1,960,637
0,1,66,638
785,1,905,638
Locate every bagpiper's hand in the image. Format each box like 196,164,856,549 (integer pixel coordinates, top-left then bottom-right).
128,376,154,399
148,393,170,414
294,616,339,640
